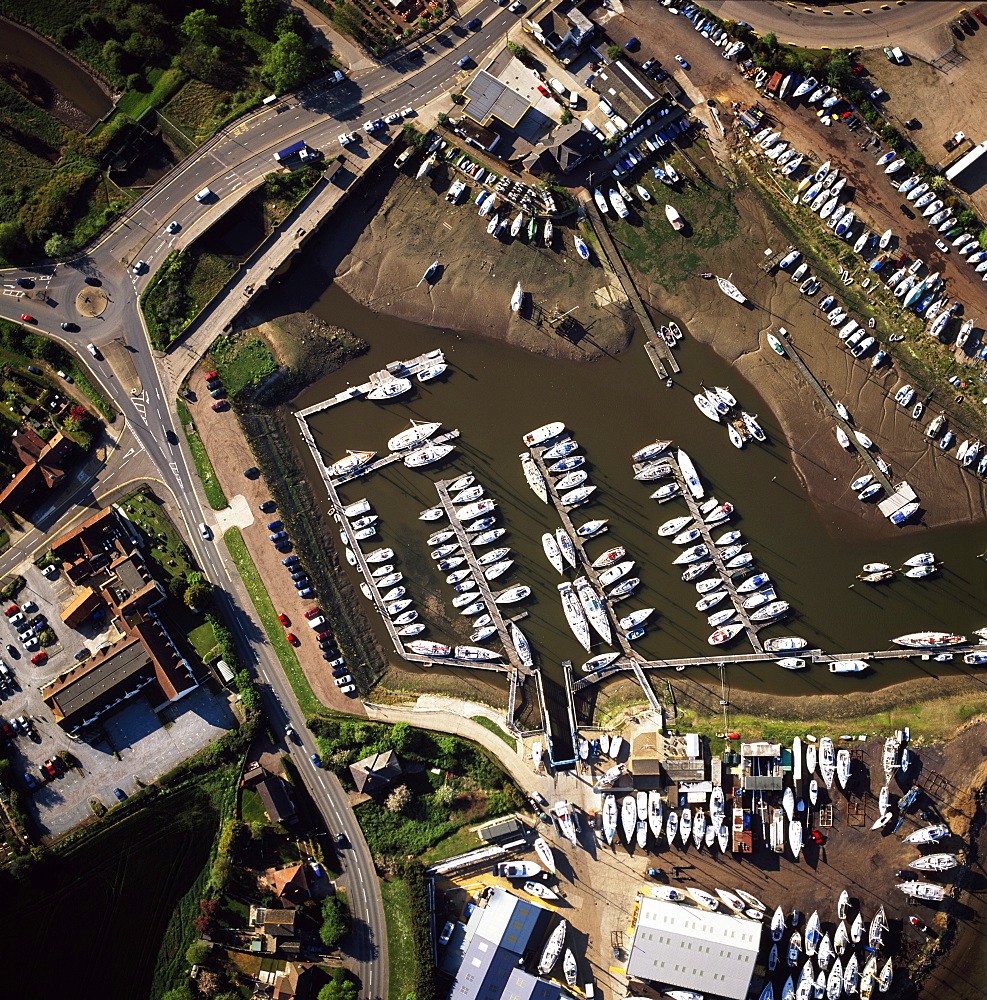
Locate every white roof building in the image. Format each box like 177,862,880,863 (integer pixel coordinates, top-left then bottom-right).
625,898,761,1000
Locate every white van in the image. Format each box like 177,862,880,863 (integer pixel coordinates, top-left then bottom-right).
194,187,213,202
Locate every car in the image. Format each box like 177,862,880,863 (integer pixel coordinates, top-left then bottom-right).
869,88,886,100
15,277,32,287
24,773,39,790
195,187,213,202
113,787,128,802
904,118,921,130
132,260,148,275
363,118,385,132
86,343,100,358
315,630,333,641
211,400,228,411
57,370,73,382
41,564,57,577
60,322,78,331
951,22,964,39
642,57,656,72
166,221,180,234
270,531,288,543
339,683,357,695
290,572,307,582
385,111,401,124
310,753,321,767
5,644,17,658
243,466,259,478
335,831,347,846
285,724,297,742
30,652,46,664
0,719,12,737
401,107,414,117
308,616,327,629
268,520,284,530
439,921,455,946
199,523,212,540
530,791,550,810
282,556,299,567
4,605,17,617
466,17,481,28
27,365,41,374
674,54,689,68
43,760,58,777
293,580,309,590
327,657,346,668
278,612,290,626
204,371,218,382
338,132,357,146
508,0,522,10
334,674,353,687
304,607,321,619
456,55,472,68
9,613,24,626
310,860,325,878
935,240,951,253
260,500,277,513
845,116,860,130
976,8,987,25
19,314,35,323
537,84,550,97
286,633,300,646
625,36,640,50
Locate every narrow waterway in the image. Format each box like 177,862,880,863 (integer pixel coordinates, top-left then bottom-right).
288,278,987,697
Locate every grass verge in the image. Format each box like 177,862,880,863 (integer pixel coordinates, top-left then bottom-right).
381,877,416,1000
223,526,321,716
176,398,228,510
469,715,515,747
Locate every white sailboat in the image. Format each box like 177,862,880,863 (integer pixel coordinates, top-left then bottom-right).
677,449,705,499
621,795,637,842
648,789,663,839
574,576,613,644
558,582,591,651
542,532,564,573
602,795,618,842
511,281,523,313
520,453,549,503
537,921,567,975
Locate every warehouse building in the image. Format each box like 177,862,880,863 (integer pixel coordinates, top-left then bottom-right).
626,897,760,1000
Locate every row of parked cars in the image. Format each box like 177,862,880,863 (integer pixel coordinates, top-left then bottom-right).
4,603,49,662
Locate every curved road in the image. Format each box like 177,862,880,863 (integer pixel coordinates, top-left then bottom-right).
702,0,964,58
0,5,527,995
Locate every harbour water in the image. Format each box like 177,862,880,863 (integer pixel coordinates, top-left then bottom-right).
292,281,987,697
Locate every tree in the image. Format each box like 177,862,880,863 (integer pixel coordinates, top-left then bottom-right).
242,0,281,35
319,894,351,948
560,108,573,125
261,32,314,92
332,3,364,36
606,44,622,61
44,234,72,258
161,986,197,1000
433,782,457,807
185,580,215,609
185,941,209,966
385,784,412,813
180,9,220,44
319,967,359,1000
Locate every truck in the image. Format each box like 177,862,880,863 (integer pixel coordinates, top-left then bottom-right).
274,141,316,163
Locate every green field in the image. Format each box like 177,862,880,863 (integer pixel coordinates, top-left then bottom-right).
0,781,221,999
381,877,416,1000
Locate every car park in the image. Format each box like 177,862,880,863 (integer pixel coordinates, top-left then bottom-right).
199,523,212,540
286,633,300,646
674,54,689,68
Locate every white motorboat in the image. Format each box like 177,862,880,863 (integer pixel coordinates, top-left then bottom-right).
777,658,806,670
495,860,544,878
524,881,559,902
658,515,693,537
457,499,496,521
523,421,565,446
619,607,655,631
717,276,747,304
367,377,412,401
695,392,722,422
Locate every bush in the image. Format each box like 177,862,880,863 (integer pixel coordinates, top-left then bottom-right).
319,968,358,1000
403,861,436,1000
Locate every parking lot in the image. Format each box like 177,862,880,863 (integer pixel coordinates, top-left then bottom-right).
1,559,237,840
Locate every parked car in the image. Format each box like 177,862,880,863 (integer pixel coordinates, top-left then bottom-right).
339,684,357,695
674,54,689,68
286,633,300,646
304,607,321,619
625,36,640,50
204,371,219,382
282,555,299,566
113,787,128,802
308,616,327,629
267,520,284,530
259,499,277,513
334,674,353,687
278,612,290,626
19,314,35,323
211,400,228,411
270,530,288,542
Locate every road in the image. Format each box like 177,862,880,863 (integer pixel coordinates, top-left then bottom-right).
701,0,965,60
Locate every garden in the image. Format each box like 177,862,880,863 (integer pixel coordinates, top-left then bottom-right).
308,716,525,862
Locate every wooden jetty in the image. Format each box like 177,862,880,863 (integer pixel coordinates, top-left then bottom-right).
527,445,637,663
296,348,447,418
669,452,766,654
761,244,796,273
331,429,461,486
770,327,894,494
433,477,528,673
